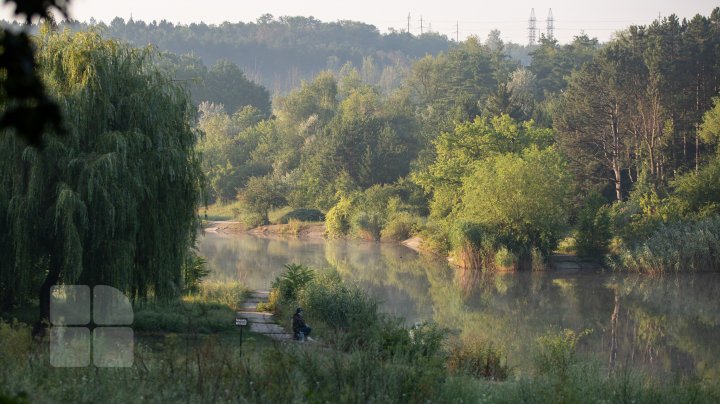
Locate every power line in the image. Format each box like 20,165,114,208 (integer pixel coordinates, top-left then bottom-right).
528,8,536,45
547,8,554,39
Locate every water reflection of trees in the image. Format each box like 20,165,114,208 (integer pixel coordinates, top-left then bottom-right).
198,233,720,381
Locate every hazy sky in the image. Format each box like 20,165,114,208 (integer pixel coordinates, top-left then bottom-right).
2,0,718,44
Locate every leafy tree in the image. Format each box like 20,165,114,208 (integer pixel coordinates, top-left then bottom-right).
415,114,554,219
195,60,271,115
197,103,269,202
0,31,202,327
554,45,637,201
458,146,573,255
700,97,720,148
575,192,612,259
668,156,720,218
238,175,288,224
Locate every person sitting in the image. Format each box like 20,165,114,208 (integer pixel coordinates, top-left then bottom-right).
292,307,312,341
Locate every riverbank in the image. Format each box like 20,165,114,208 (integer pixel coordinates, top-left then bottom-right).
202,222,602,272
203,220,326,239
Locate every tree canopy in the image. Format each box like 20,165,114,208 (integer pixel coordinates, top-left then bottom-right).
0,30,202,321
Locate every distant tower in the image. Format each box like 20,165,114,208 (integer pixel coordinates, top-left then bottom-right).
528,9,537,45
547,9,554,39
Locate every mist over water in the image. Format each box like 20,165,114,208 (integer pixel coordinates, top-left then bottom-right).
198,232,720,380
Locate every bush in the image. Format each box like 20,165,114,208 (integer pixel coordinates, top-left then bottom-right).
576,192,612,259
271,263,315,302
381,211,419,241
533,328,592,379
325,197,353,238
668,156,720,218
185,280,247,309
298,271,380,348
183,251,210,293
613,215,720,273
0,321,32,366
277,208,325,224
494,247,518,271
446,336,510,380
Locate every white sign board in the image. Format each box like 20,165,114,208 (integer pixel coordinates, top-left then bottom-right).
235,318,248,326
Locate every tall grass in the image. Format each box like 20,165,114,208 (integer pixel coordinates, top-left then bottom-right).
1,320,718,403
133,281,247,334
613,215,720,273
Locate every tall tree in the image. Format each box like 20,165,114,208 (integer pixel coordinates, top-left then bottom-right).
0,30,202,329
555,44,636,201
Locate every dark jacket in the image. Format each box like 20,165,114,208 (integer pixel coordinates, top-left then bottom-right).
292,312,306,334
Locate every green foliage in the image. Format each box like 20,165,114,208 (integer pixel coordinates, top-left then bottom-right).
459,147,573,257
238,175,288,225
325,196,353,238
494,247,518,271
668,156,720,218
196,60,271,115
135,280,246,333
2,315,720,403
381,210,419,241
184,281,247,309
298,271,380,348
575,192,612,259
613,215,720,273
446,337,510,380
133,301,235,334
414,115,554,199
271,264,315,302
0,30,202,312
326,185,424,241
182,251,210,294
276,208,325,224
700,97,720,147
534,328,592,379
197,104,270,203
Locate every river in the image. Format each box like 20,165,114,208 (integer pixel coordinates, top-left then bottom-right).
198,231,720,381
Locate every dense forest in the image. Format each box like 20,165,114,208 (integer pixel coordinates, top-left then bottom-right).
61,16,454,94
193,9,720,274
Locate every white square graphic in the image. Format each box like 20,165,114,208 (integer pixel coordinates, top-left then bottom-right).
93,285,134,325
50,285,91,326
93,327,134,367
50,327,91,367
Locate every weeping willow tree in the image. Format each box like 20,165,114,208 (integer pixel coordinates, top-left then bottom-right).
0,29,202,328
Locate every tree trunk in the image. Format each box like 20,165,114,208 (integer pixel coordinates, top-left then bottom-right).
32,255,62,339
613,165,622,201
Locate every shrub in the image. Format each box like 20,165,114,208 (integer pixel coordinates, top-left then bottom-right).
298,271,380,348
325,197,353,238
494,247,518,271
271,263,315,302
533,328,592,379
381,211,419,241
668,156,720,218
183,251,210,293
0,321,32,366
613,215,720,273
185,280,247,309
446,336,510,380
277,208,325,224
576,192,612,259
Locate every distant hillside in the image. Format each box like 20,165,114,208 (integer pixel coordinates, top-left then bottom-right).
60,15,458,94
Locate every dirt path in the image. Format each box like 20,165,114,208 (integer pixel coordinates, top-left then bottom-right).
238,290,293,341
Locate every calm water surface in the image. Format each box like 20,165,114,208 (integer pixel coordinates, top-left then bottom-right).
198,232,720,380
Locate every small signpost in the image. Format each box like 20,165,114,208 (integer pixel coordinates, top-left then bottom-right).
235,314,248,356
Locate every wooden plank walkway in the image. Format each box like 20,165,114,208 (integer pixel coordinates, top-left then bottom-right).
238,290,293,341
